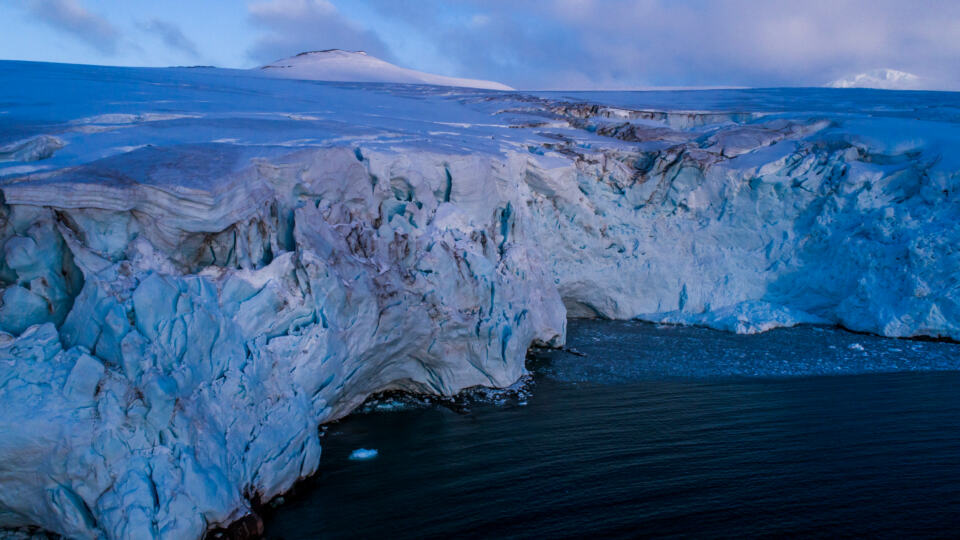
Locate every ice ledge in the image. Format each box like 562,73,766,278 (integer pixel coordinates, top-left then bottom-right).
639,301,831,335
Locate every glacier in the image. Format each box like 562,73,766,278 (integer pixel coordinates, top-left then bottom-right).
1,60,960,538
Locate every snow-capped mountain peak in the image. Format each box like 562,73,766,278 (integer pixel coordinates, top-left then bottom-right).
258,49,513,91
827,68,923,90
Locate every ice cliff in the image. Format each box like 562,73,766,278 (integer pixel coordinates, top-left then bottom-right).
1,61,959,538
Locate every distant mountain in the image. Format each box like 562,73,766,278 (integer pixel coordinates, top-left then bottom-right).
258,49,513,90
826,68,924,90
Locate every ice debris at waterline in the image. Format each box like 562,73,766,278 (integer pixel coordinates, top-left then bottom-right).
1,59,960,538
528,320,960,382
348,449,379,461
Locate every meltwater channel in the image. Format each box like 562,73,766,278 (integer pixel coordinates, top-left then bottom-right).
263,320,960,539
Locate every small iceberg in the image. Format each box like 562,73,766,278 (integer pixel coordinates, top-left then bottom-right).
349,448,379,461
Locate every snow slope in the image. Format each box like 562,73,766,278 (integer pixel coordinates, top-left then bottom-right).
827,68,924,90
258,49,513,90
1,60,960,538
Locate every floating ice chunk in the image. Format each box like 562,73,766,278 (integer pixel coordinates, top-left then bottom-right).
0,135,65,162
849,343,865,351
348,448,379,461
71,113,201,125
372,399,407,412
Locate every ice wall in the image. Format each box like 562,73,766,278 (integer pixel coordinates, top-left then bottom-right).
0,147,564,538
521,111,960,339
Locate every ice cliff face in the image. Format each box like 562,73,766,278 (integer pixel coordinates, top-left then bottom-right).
520,101,960,338
0,145,565,538
1,61,959,538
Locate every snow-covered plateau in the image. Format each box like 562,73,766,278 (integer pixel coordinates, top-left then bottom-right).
1,60,960,538
259,50,513,90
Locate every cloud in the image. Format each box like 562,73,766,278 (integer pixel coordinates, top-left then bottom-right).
141,19,200,59
355,0,960,90
26,0,119,55
247,0,390,64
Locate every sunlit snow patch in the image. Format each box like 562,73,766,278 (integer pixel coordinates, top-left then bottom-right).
258,49,513,90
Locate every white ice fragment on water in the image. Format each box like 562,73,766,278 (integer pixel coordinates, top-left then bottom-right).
0,135,65,162
348,448,379,461
849,343,865,351
70,113,201,125
373,399,406,411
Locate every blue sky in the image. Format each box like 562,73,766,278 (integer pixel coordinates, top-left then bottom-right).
2,0,959,90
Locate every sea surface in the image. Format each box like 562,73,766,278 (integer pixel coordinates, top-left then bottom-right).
263,321,960,539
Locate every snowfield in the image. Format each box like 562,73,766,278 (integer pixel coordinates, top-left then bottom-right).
827,68,924,90
1,59,959,538
258,49,513,90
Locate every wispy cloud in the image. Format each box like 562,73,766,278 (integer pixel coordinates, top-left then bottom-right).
26,0,119,55
247,0,390,64
140,19,200,59
357,0,960,90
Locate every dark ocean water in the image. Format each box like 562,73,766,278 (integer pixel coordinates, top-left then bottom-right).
263,321,960,539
